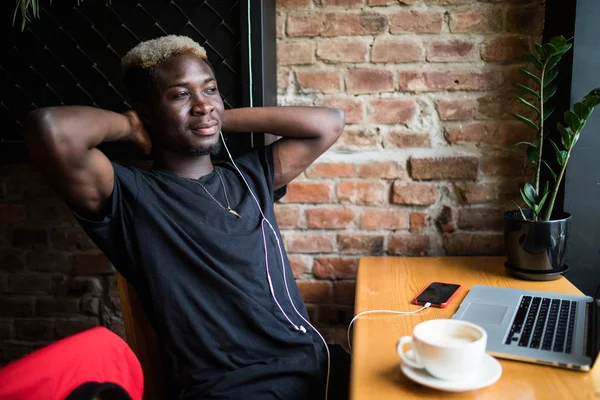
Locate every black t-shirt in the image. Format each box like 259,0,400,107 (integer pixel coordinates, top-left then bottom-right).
74,145,326,399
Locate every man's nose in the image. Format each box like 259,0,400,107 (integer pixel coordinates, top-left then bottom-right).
191,97,214,115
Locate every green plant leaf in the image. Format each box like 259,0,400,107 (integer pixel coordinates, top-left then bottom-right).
526,145,538,163
513,83,540,99
545,54,563,71
543,160,557,181
574,102,592,120
517,97,541,115
549,139,566,166
513,141,536,148
535,190,550,214
543,67,559,88
557,123,571,148
564,110,581,133
523,182,538,203
535,44,547,59
582,90,600,108
513,113,540,131
543,104,555,121
520,188,535,211
543,83,558,103
520,69,541,86
550,36,568,48
526,53,543,71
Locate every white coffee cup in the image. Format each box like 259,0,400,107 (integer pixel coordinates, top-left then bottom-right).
397,319,487,381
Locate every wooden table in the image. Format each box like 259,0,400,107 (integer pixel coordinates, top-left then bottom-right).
350,256,600,400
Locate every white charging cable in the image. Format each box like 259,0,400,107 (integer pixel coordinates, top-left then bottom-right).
346,302,432,351
219,131,332,400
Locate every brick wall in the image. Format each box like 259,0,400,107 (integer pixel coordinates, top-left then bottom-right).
0,0,542,365
275,0,541,343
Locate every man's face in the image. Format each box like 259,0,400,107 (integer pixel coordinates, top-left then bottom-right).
144,53,225,157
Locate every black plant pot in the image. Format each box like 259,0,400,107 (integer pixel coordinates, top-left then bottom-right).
503,209,571,281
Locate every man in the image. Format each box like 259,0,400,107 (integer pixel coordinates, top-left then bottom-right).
24,35,345,399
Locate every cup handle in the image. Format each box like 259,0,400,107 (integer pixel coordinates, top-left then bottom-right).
397,336,424,369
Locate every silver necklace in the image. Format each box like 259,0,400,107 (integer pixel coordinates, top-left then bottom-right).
185,169,241,218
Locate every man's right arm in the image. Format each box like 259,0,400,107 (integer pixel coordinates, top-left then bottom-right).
24,106,146,215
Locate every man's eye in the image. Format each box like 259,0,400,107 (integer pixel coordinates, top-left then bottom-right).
206,87,218,94
174,92,189,99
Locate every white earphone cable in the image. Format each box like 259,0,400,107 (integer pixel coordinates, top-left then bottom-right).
346,303,432,350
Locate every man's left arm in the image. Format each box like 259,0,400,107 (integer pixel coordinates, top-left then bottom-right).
222,107,345,190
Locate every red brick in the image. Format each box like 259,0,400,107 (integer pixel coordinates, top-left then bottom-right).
277,41,315,65
333,281,356,305
481,36,530,62
425,0,475,3
345,69,394,95
456,182,497,204
444,232,504,255
444,121,535,146
0,203,26,223
322,12,387,36
338,234,384,254
288,255,311,278
435,97,475,121
385,131,431,148
481,154,527,177
55,318,99,339
318,305,354,325
320,0,365,6
2,342,34,363
356,162,404,179
336,181,387,205
0,252,25,273
458,208,504,231
82,297,100,315
276,0,312,8
390,11,443,33
436,206,456,233
334,127,380,150
296,71,341,93
427,38,477,62
37,298,80,316
398,69,504,92
450,9,503,33
360,208,409,230
410,212,427,232
409,156,479,181
0,296,35,317
477,93,530,120
389,234,429,255
278,68,291,93
15,319,55,341
8,274,51,294
506,7,544,35
306,208,355,229
371,37,423,63
287,233,336,253
286,12,325,37
285,181,332,203
314,257,359,279
317,38,370,63
319,97,364,124
11,228,47,250
274,205,303,229
367,99,418,125
306,163,354,178
4,168,55,199
297,281,332,303
73,253,113,275
27,199,74,224
392,182,438,206
51,227,96,251
28,252,71,273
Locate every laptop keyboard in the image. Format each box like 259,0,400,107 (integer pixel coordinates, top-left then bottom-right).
504,296,577,353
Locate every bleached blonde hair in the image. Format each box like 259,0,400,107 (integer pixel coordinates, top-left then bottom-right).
121,35,210,102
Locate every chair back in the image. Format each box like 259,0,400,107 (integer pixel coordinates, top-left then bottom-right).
116,272,166,400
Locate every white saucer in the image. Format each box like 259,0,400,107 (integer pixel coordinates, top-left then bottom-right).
400,352,502,393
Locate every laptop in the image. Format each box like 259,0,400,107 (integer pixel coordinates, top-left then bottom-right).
452,285,599,371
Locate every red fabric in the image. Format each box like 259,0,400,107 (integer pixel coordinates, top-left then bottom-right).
0,327,144,400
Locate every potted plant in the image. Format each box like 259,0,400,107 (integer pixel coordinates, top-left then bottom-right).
505,35,600,280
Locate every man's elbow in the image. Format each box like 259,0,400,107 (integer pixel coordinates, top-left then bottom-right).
24,108,59,139
323,107,345,141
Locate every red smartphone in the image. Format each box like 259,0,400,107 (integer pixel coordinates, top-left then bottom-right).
413,282,462,308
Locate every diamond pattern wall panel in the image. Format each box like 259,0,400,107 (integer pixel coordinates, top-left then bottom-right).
1,0,251,160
